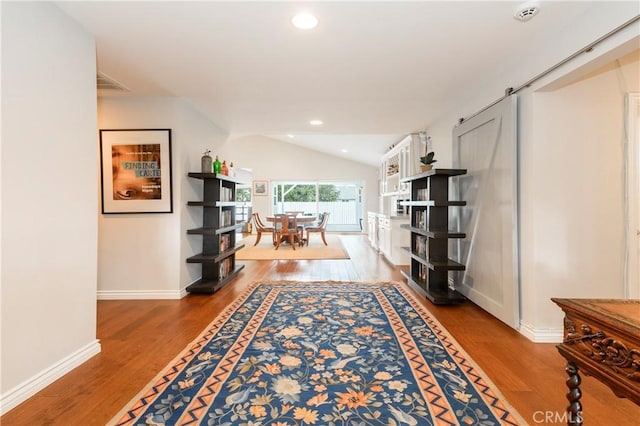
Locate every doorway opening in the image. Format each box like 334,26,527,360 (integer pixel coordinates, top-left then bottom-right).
271,181,364,232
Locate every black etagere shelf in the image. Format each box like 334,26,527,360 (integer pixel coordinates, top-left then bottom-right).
185,172,245,294
400,168,467,305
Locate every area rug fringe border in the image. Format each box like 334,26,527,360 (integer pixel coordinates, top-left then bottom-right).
109,280,527,426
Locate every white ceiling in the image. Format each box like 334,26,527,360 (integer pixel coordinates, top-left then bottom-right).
55,1,615,166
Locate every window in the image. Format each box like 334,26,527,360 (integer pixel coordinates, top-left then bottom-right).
271,181,364,231
235,186,251,231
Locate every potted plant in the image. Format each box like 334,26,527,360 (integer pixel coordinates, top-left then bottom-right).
420,151,437,172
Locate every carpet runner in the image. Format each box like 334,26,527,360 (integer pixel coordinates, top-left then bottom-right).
110,281,524,425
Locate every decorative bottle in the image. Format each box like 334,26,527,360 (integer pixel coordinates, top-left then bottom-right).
228,162,236,177
201,150,212,173
221,160,229,176
213,155,222,174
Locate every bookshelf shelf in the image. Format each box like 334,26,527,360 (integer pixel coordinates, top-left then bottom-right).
400,168,467,305
185,173,245,294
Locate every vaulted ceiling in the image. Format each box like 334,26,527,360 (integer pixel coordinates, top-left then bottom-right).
55,1,632,166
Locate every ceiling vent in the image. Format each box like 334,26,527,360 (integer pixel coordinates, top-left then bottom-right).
97,72,129,91
514,2,540,22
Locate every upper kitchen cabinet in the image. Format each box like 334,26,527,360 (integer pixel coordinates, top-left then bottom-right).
380,133,422,196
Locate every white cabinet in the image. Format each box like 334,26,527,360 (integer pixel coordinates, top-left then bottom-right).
381,151,400,195
367,212,379,251
378,215,390,257
390,217,410,265
373,133,419,266
380,134,422,197
378,214,409,266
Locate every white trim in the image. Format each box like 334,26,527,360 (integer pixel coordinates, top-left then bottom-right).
626,92,640,299
97,289,186,300
0,340,101,415
519,322,563,343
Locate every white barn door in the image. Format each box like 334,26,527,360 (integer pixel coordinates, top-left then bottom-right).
451,95,520,329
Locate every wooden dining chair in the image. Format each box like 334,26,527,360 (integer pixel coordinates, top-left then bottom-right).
274,214,303,250
251,212,275,246
305,212,330,245
285,211,307,239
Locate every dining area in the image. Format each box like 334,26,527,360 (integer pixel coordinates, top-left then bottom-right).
252,212,330,250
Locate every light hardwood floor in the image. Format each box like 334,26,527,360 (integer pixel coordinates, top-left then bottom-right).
2,234,638,425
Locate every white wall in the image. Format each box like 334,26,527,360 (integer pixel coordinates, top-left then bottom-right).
220,134,379,223
1,2,100,412
423,4,639,341
97,97,229,297
96,104,377,295
519,50,640,336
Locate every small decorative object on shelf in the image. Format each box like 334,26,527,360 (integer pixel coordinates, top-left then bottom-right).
419,136,437,172
185,172,245,294
386,154,399,176
201,149,212,173
400,168,467,305
228,161,236,177
221,160,229,176
213,155,222,174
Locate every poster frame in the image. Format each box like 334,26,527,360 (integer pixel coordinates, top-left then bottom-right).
99,129,173,214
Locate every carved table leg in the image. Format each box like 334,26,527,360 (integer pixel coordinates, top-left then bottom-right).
565,362,583,426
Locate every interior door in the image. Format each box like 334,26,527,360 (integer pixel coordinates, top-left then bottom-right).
451,95,520,329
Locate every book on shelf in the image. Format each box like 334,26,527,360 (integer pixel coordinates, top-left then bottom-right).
221,210,233,227
220,186,234,202
419,264,427,281
415,235,427,258
218,257,232,279
220,234,231,252
414,210,428,229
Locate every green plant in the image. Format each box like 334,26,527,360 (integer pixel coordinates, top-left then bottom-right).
420,151,437,165
236,188,251,202
419,134,437,165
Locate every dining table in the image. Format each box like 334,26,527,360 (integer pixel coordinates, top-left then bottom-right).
266,215,317,247
265,215,317,225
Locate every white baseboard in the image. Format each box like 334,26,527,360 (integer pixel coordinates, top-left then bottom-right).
97,289,186,300
519,321,564,343
0,339,101,415
446,277,564,343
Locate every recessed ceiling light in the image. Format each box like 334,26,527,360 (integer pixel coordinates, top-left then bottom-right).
287,134,295,138
341,149,348,153
292,13,318,30
309,119,323,126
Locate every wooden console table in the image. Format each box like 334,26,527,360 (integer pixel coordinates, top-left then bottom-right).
552,298,640,425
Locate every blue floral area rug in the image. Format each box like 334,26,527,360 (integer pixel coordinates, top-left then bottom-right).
111,281,524,426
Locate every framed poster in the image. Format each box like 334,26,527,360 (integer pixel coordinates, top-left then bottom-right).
100,129,173,214
253,180,268,196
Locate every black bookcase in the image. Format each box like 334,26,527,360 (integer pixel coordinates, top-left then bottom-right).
186,172,245,294
400,168,467,305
